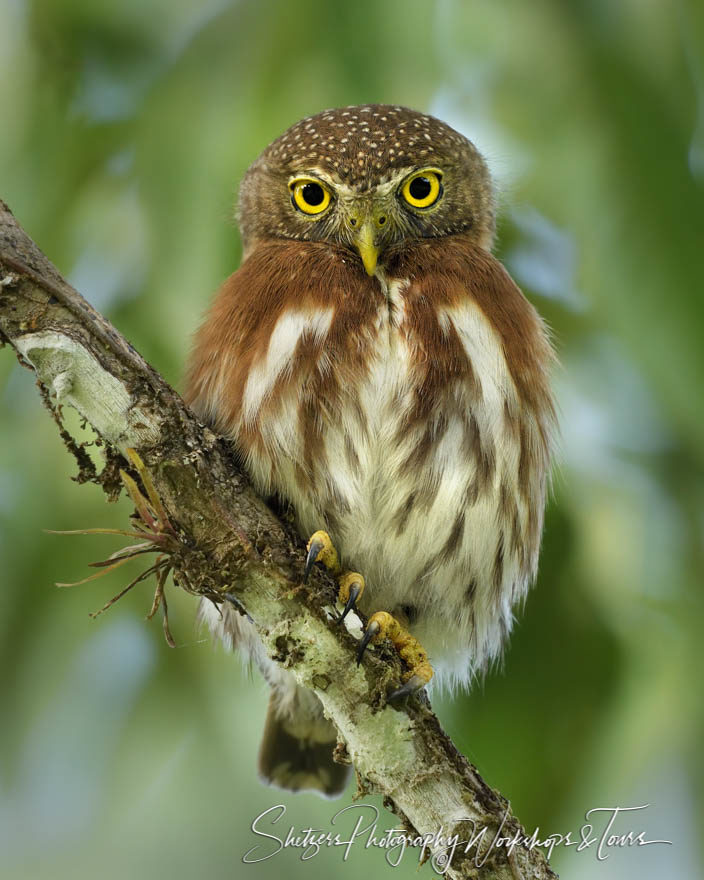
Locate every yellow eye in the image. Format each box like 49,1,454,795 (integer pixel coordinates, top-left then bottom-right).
289,177,332,215
401,169,443,209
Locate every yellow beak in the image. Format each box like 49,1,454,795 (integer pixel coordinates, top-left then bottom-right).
353,220,379,276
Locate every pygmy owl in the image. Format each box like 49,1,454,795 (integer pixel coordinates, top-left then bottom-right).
185,104,556,797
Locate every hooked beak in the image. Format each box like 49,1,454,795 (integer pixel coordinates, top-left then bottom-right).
352,220,380,276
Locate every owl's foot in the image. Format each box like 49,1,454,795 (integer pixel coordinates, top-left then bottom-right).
304,532,432,698
304,530,366,624
357,611,434,700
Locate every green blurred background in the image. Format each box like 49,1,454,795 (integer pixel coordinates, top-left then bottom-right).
1,1,702,878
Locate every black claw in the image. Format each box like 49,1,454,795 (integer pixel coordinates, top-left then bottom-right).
389,681,417,701
304,538,324,583
338,582,362,625
356,620,380,665
388,674,425,701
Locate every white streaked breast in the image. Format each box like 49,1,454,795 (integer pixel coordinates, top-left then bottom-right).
241,306,334,424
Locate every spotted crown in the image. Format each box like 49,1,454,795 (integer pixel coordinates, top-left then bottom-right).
256,104,483,189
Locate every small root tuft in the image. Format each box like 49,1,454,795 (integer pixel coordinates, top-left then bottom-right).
49,447,181,647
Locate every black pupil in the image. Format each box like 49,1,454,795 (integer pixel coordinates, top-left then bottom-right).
409,176,432,200
302,183,324,206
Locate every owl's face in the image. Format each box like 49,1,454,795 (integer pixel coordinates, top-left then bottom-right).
238,105,496,275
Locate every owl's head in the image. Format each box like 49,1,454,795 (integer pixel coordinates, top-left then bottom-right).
238,104,496,275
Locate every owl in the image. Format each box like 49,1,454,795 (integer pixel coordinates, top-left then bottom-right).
185,104,556,797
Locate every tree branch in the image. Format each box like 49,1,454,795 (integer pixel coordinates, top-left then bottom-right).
0,199,557,880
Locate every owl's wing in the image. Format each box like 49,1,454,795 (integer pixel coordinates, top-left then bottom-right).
183,237,379,437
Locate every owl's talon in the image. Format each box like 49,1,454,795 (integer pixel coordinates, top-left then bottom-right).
356,610,434,693
303,537,324,583
337,572,365,624
389,674,426,701
338,582,362,624
305,532,366,625
304,529,341,583
356,618,382,665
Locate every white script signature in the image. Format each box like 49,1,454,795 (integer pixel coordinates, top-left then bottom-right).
242,803,672,871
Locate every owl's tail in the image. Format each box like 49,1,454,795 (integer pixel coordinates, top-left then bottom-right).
258,690,349,798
